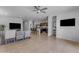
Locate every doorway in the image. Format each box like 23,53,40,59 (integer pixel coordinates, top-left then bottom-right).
52,16,57,36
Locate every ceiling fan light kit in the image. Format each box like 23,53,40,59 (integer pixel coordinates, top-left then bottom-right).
33,6,47,14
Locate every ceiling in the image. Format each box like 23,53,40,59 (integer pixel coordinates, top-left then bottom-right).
0,6,79,21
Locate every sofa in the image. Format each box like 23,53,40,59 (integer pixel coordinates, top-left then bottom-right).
16,31,31,40
4,30,31,44
5,30,16,44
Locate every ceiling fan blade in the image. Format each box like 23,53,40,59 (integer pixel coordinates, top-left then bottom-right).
38,6,40,7
41,8,47,10
34,6,39,10
41,10,46,13
33,9,37,11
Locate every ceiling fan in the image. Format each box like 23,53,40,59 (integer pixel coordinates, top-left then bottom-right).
33,6,47,14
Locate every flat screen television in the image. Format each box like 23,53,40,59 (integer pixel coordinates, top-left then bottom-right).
60,18,75,26
9,23,21,29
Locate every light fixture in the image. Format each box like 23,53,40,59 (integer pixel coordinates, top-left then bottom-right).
33,6,47,14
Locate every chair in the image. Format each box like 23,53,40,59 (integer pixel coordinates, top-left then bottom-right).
24,31,31,39
16,31,25,40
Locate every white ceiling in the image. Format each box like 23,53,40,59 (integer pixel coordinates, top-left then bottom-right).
0,6,79,20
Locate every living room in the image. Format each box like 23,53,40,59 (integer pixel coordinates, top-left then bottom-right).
0,6,79,53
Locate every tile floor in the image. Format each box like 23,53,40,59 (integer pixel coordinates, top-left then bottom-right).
0,33,79,53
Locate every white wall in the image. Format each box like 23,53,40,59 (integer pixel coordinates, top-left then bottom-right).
24,20,33,32
48,15,53,36
0,16,23,31
56,11,79,41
